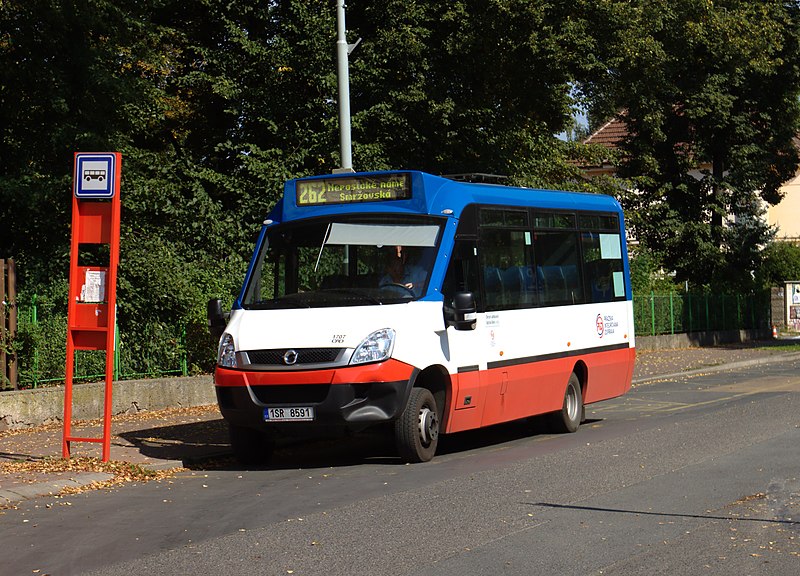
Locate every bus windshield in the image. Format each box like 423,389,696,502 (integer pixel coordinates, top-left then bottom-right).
243,214,444,309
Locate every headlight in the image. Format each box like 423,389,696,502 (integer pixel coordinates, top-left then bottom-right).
217,333,237,368
350,328,395,365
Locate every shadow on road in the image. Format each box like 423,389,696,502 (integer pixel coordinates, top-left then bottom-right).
117,412,593,472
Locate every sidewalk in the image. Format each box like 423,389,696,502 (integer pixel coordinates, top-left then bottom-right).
2,339,799,507
0,404,230,507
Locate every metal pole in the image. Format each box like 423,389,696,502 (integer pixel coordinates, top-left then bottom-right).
649,291,655,336
114,314,120,381
181,324,188,377
670,291,674,335
335,0,354,172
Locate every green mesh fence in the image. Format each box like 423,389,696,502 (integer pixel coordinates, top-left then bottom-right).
633,291,770,337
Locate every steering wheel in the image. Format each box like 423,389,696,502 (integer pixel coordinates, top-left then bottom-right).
381,282,415,297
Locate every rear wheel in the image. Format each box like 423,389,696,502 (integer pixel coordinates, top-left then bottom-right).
551,373,583,433
395,387,440,463
228,423,274,465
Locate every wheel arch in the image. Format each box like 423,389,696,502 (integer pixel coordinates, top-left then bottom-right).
410,364,451,430
572,359,588,396
572,359,588,423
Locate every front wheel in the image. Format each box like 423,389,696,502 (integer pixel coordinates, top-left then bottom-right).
550,373,583,433
395,387,440,463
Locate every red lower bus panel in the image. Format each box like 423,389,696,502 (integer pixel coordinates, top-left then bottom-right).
446,371,485,433
584,346,636,403
446,345,635,434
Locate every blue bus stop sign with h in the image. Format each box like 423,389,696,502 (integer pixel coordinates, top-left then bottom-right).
74,153,117,198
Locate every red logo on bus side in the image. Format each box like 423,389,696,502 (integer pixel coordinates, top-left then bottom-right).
596,314,605,337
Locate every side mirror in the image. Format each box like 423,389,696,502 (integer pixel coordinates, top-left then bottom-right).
447,292,477,331
207,298,228,343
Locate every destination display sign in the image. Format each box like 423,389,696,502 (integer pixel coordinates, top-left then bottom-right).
296,173,411,206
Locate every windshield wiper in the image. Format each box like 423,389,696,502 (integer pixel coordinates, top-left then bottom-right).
314,222,332,273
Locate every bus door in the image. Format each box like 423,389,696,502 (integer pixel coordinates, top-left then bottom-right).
441,239,488,433
475,208,538,427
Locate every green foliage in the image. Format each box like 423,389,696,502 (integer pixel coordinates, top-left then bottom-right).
580,0,800,289
755,242,800,288
629,246,680,294
633,291,769,336
2,0,796,383
348,0,581,175
13,284,69,387
1,0,340,378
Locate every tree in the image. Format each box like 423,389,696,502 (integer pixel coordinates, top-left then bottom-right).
8,0,718,379
580,0,800,290
756,241,800,288
347,0,589,184
0,0,346,374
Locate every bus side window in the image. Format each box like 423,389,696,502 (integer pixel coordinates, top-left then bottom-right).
478,220,532,310
533,230,584,306
581,231,625,302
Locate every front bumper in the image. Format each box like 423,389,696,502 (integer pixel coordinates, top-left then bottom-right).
214,359,418,433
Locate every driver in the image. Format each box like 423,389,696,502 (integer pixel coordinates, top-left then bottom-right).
379,245,426,296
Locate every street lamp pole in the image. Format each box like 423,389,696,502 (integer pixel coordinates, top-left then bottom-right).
335,0,357,173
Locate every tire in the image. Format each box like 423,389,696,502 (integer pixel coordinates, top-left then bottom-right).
551,373,583,434
228,423,273,465
395,387,440,463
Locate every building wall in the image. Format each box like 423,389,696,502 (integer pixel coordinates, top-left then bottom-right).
769,172,800,241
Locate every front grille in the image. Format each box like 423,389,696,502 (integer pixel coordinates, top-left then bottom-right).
251,384,330,404
246,348,343,366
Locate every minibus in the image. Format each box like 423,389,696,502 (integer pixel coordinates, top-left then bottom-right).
209,170,635,463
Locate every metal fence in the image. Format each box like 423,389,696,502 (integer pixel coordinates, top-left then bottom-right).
10,295,189,390
4,290,772,390
632,291,770,337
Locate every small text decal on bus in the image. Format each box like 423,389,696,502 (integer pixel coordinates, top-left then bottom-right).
296,173,412,206
597,313,618,338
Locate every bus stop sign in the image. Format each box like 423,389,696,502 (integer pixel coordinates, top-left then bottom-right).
74,153,118,198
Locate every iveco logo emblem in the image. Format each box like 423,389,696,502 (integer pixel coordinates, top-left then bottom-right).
283,349,299,365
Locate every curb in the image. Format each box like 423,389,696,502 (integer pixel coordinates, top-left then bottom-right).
0,471,114,506
1,453,233,507
632,350,800,386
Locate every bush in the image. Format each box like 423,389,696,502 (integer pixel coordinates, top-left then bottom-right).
629,245,681,294
756,242,800,288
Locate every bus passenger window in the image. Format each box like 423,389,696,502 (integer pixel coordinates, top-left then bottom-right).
533,231,584,306
479,228,533,310
581,231,625,302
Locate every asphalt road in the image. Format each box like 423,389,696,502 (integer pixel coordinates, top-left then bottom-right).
2,359,798,576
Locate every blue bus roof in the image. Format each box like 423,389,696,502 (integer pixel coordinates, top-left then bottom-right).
268,170,623,224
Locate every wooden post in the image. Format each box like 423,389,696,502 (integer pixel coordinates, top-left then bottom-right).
0,258,16,389
7,259,16,389
1,259,6,389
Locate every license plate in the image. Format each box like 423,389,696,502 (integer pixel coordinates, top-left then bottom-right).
263,406,315,422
